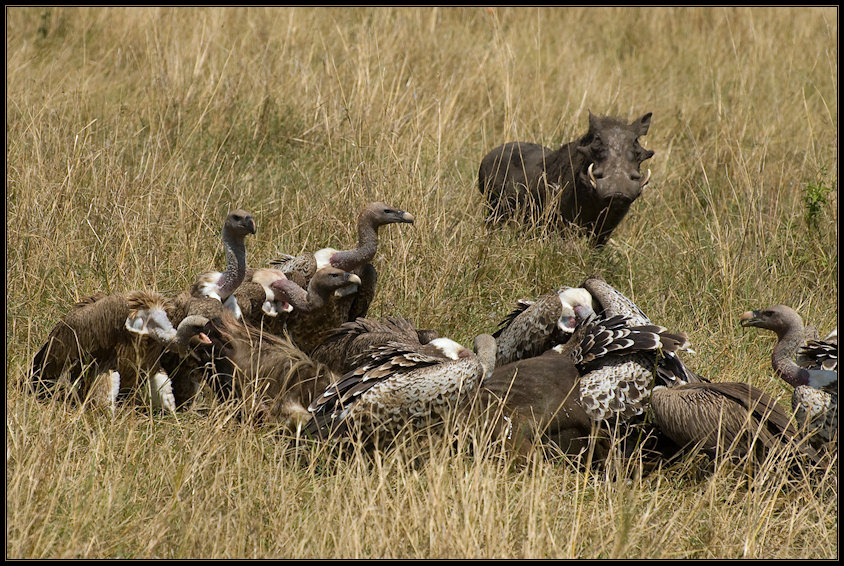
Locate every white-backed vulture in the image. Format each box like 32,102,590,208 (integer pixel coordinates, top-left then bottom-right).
740,305,838,449
190,209,256,320
306,333,497,442
274,267,363,355
29,290,212,412
310,316,440,375
168,291,227,327
201,312,339,430
579,274,703,423
648,382,820,465
461,308,694,466
233,268,295,327
492,286,596,366
271,201,414,322
459,303,598,462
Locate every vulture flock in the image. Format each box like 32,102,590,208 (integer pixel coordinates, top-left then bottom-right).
27,199,837,471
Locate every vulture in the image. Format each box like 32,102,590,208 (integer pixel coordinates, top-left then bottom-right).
461,310,689,464
648,381,820,465
233,267,295,327
29,290,212,412
460,302,595,461
740,305,838,449
201,312,338,430
306,333,497,443
310,315,440,375
579,274,703,423
275,267,363,355
493,286,596,366
190,209,256,320
169,291,227,324
162,287,239,408
271,201,415,322
162,267,305,407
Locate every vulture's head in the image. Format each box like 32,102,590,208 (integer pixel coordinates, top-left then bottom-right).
421,337,471,360
170,315,213,357
364,201,415,228
252,268,293,315
269,277,303,312
124,291,179,343
556,286,595,333
224,209,257,238
311,267,362,299
740,305,803,338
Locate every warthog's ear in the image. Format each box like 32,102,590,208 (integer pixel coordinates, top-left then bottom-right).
576,120,597,156
632,112,652,136
588,110,599,133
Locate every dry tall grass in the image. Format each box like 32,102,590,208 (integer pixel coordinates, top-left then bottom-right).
6,6,838,559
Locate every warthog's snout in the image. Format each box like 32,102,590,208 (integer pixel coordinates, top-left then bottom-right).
586,163,647,204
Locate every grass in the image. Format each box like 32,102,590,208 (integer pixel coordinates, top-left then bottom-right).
6,6,838,559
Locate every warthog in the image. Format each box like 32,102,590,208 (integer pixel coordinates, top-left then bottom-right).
478,112,654,247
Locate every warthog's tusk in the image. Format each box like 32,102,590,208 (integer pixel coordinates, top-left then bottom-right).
641,168,651,188
587,163,597,188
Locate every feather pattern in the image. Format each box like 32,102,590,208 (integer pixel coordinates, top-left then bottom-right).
306,334,496,440
583,275,650,325
649,382,820,464
493,286,594,366
555,312,692,422
575,275,702,423
312,316,439,375
797,330,838,374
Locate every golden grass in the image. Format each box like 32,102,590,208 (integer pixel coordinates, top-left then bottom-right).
6,6,838,559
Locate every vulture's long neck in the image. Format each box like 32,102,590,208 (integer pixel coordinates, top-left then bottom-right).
217,228,248,299
166,321,198,355
474,335,498,383
303,279,335,311
274,279,318,312
771,321,811,388
330,212,378,272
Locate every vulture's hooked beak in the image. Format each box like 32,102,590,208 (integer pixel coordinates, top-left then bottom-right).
739,310,760,328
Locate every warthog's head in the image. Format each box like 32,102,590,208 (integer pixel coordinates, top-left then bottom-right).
575,112,655,205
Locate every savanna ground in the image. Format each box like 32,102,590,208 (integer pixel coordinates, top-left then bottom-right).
5,6,838,559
